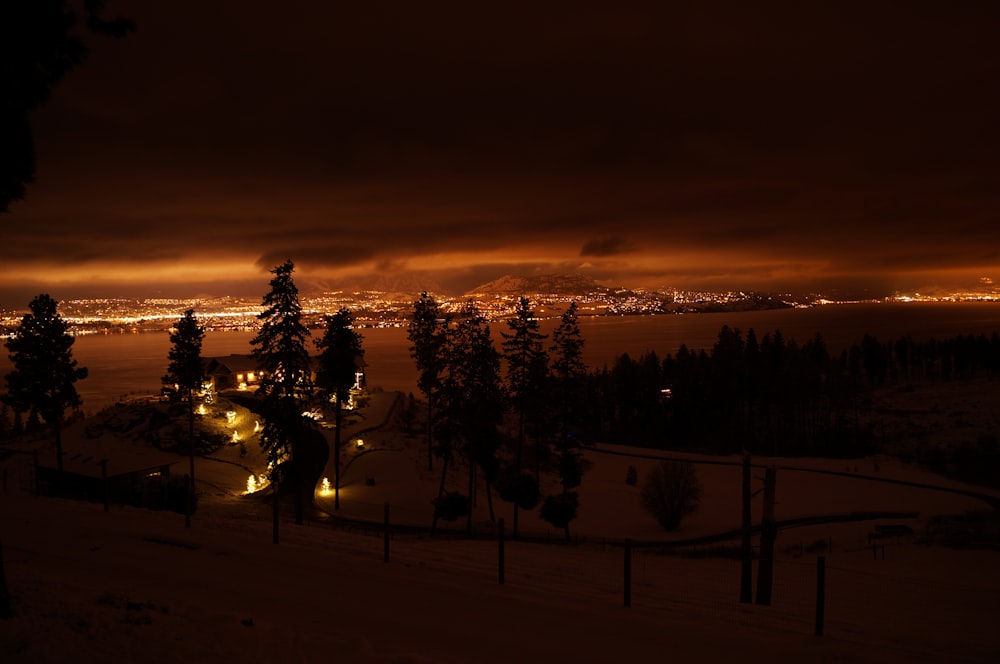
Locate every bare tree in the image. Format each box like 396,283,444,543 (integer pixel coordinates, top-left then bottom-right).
640,460,702,531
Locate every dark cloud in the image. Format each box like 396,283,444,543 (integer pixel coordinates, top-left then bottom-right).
2,0,998,303
581,237,632,258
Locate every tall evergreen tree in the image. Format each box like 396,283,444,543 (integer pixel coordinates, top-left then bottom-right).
549,301,586,446
315,308,365,511
434,301,503,534
456,304,504,533
251,260,313,525
542,301,588,540
163,308,205,527
500,295,548,538
407,292,447,472
3,293,87,478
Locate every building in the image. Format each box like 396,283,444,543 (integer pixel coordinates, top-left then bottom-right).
202,354,263,392
201,353,367,394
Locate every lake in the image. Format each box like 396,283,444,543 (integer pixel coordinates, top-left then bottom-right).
2,302,999,414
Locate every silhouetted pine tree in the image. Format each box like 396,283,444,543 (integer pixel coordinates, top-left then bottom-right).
407,292,447,472
432,301,503,535
314,308,364,511
251,260,313,525
3,294,88,482
163,308,205,526
500,296,547,538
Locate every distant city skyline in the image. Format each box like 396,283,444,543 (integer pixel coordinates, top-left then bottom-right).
2,270,1000,315
3,2,998,307
3,274,998,328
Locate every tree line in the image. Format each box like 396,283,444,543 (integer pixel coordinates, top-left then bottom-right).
578,326,1000,459
408,293,588,540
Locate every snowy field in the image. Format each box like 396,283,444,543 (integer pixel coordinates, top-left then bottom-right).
2,391,999,663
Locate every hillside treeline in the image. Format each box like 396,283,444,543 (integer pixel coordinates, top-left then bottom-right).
577,326,1000,459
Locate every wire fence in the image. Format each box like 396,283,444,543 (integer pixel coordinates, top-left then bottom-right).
3,459,996,662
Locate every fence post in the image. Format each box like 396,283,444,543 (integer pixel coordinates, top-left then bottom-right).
0,538,11,619
755,466,777,606
184,474,191,527
624,538,632,608
815,555,826,636
272,483,279,545
100,460,109,512
383,502,390,563
740,452,753,603
497,517,505,585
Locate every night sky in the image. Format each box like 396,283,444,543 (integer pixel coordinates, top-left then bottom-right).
3,0,999,306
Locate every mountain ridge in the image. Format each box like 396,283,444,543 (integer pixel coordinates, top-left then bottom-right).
464,273,610,297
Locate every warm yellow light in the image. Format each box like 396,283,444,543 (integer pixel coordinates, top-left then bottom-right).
246,473,269,494
356,439,364,448
320,477,331,495
226,411,236,425
247,372,256,382
253,420,261,433
232,431,240,443
197,404,207,415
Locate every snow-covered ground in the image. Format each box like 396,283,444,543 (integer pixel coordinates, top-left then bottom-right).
2,391,998,663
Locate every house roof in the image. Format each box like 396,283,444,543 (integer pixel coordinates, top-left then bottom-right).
35,437,178,479
204,354,260,375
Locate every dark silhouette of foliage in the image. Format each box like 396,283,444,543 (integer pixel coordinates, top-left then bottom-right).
426,301,504,534
433,491,469,522
163,309,205,405
540,492,579,541
549,301,588,468
640,460,702,531
251,260,313,524
542,302,590,540
495,467,540,510
252,260,312,406
446,302,505,532
163,308,205,526
625,465,638,485
572,323,1000,462
501,296,548,537
3,294,88,477
407,292,447,472
314,308,364,510
1,0,135,211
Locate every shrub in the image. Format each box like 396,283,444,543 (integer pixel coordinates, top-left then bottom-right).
433,491,469,521
495,468,540,510
539,492,579,532
625,465,638,486
640,460,702,531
